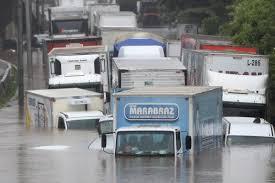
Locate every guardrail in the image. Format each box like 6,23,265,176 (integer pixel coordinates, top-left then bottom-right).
0,59,12,97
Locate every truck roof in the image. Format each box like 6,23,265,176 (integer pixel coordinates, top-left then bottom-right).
113,57,186,70
50,7,88,20
60,111,104,119
185,49,267,58
97,11,136,16
118,46,165,57
26,88,102,99
114,31,165,44
224,117,274,137
48,45,107,56
114,86,221,96
116,125,180,132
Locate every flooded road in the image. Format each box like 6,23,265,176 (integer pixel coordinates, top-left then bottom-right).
0,49,275,183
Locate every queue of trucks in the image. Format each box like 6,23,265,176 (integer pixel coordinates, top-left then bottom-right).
25,0,273,157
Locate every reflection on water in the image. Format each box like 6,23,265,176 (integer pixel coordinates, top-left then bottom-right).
1,119,274,183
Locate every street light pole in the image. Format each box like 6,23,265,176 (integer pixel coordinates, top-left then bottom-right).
25,0,33,86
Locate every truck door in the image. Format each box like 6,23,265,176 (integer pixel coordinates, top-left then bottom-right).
37,103,46,127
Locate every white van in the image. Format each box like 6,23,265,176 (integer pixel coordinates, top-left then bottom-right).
223,117,275,145
58,111,104,130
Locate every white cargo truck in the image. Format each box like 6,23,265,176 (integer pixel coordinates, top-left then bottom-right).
94,11,138,50
181,49,269,117
100,86,223,156
112,57,186,90
88,3,120,34
47,45,109,92
25,88,103,128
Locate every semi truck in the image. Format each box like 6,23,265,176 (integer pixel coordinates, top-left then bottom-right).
181,49,269,118
101,86,223,156
47,45,109,92
25,88,103,128
48,6,89,38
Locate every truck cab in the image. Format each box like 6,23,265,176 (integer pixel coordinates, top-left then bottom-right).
223,116,275,145
49,7,89,38
114,126,183,156
58,111,104,130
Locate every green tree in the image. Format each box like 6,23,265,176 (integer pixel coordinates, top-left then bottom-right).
221,0,275,54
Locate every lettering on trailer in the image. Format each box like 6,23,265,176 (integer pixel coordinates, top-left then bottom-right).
124,103,179,121
69,96,91,105
247,59,261,66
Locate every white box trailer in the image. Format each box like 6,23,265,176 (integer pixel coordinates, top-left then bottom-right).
25,88,103,128
94,12,138,50
88,4,120,34
47,45,110,93
112,57,186,89
181,49,269,117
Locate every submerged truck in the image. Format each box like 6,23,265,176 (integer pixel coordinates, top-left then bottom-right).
101,86,223,156
47,46,109,91
181,49,269,118
25,88,103,128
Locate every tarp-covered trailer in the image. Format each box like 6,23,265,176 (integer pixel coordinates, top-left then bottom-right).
113,32,166,57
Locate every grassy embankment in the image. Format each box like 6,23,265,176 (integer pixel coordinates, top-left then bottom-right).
0,66,17,108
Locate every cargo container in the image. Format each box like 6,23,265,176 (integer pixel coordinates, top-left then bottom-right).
101,86,223,156
88,3,120,34
181,33,257,54
181,49,269,117
112,57,186,90
47,46,109,92
25,88,103,128
94,11,138,50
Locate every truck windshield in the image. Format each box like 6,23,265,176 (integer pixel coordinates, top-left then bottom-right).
227,136,275,145
66,119,99,130
52,20,88,35
116,131,174,156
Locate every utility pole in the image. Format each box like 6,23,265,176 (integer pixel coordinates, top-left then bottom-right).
36,0,40,33
25,0,33,86
17,0,24,106
41,0,45,32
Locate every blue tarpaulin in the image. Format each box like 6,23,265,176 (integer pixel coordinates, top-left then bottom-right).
113,38,166,57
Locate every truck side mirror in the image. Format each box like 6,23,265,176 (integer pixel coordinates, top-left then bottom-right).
185,136,191,150
101,134,107,148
